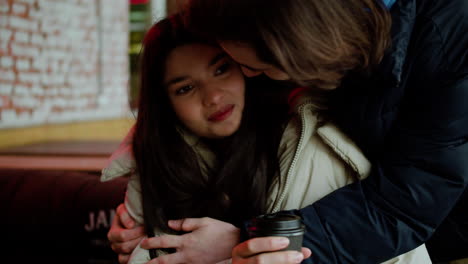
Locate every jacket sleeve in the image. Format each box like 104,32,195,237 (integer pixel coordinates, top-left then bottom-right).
125,173,144,225
297,74,468,264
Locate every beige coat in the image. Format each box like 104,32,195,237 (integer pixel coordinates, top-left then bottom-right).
101,95,431,264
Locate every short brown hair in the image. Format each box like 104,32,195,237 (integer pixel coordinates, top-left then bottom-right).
184,0,391,89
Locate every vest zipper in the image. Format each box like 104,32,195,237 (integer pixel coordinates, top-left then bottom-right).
272,104,309,213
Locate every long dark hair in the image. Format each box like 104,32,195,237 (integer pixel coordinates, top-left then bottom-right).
132,14,288,240
184,0,391,89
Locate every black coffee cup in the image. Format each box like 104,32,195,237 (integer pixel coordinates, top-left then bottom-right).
246,213,305,252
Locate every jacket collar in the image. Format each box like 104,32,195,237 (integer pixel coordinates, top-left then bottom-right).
377,0,416,88
329,0,417,155
381,0,397,9
288,87,329,114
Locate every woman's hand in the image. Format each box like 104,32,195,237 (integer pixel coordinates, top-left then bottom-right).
107,203,145,264
142,217,240,264
232,237,312,264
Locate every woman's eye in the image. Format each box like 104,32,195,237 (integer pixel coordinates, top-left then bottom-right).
176,85,194,95
215,63,231,76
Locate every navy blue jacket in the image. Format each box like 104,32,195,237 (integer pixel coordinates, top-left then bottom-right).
297,0,468,262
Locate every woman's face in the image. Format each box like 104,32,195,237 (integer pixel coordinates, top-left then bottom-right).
219,41,290,81
164,43,245,139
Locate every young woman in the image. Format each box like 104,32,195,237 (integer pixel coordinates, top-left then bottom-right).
120,0,466,263
101,14,289,264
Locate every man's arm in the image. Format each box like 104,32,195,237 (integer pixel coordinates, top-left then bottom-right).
297,72,468,263
108,203,145,264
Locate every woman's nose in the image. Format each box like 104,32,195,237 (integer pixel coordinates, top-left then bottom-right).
202,86,224,106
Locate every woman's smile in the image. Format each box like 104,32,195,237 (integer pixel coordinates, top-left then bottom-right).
208,104,235,122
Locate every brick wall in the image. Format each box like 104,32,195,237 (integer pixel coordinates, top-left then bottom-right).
0,0,130,129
